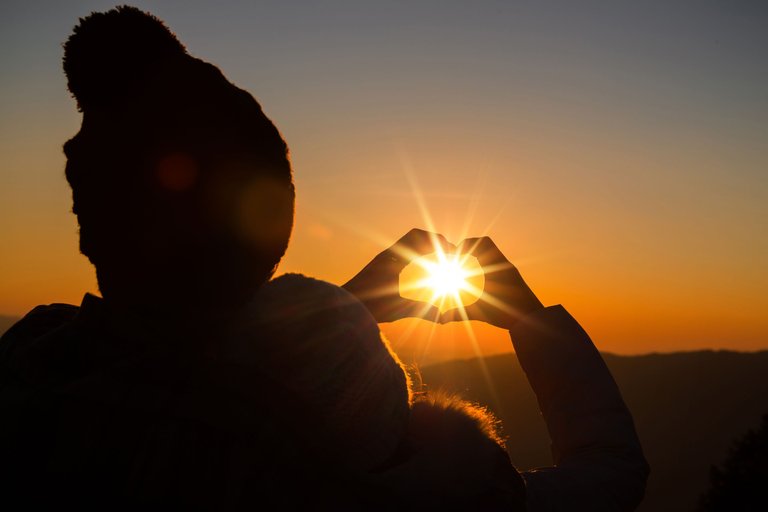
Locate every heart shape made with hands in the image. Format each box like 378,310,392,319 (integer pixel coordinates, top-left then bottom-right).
399,252,485,313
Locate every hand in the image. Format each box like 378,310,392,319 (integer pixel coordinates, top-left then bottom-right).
343,228,455,323
440,237,544,330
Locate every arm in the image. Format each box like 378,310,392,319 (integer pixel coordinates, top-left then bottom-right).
510,306,649,511
442,237,649,511
344,232,649,510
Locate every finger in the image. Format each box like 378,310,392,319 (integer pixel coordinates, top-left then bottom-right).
389,229,456,268
399,228,455,254
439,302,482,324
351,282,401,301
457,237,510,267
395,299,442,323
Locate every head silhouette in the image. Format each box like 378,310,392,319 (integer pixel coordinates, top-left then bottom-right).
63,6,294,317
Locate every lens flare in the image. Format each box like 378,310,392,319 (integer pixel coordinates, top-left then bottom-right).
424,257,470,300
334,164,506,406
400,252,484,312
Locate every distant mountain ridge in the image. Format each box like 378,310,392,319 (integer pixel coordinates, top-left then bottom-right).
420,350,768,512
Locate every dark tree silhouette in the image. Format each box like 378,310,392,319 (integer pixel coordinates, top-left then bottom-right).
697,413,768,511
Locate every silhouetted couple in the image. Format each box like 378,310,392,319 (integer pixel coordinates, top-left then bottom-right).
0,7,648,511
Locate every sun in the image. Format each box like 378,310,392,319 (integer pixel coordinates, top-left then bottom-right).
423,257,471,300
399,251,484,312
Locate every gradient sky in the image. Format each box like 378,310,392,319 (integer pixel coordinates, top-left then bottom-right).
1,1,766,360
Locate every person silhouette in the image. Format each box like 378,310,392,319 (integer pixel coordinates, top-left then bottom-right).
0,6,648,511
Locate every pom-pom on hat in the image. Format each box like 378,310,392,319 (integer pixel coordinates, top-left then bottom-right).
63,5,187,111
62,4,291,177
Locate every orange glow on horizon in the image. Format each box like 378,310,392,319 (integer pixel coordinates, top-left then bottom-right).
2,4,767,359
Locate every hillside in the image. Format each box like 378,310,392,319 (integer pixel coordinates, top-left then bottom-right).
419,350,768,512
2,315,765,510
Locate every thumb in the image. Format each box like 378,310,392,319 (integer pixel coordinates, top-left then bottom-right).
439,302,482,324
397,299,442,323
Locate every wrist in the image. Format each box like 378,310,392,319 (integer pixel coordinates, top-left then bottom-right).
505,294,544,329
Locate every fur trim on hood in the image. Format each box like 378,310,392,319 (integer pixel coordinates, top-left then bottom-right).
363,393,526,510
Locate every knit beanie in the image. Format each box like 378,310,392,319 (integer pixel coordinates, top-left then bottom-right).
228,274,412,471
62,5,294,198
62,6,294,305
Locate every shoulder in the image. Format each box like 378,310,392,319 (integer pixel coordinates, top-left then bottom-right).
258,273,361,307
0,303,80,361
2,303,80,340
249,273,377,332
226,273,383,363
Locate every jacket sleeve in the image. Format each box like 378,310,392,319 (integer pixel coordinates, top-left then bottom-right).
509,305,649,512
